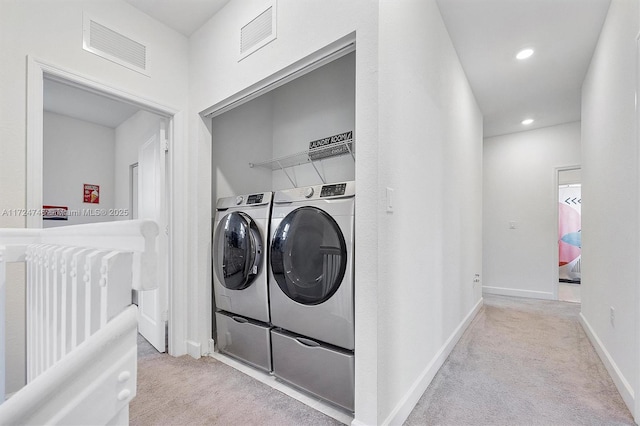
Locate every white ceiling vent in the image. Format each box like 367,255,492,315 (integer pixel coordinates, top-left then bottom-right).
83,14,149,76
240,3,277,60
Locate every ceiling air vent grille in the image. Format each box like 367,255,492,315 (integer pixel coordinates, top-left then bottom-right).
83,14,149,75
240,4,276,60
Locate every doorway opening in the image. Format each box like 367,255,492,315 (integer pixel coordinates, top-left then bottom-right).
27,57,177,356
557,166,581,303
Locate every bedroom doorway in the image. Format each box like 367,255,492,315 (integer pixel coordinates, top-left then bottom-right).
557,167,581,303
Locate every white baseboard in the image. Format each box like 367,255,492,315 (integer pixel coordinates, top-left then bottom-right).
579,313,635,415
381,297,484,426
186,340,201,359
483,285,554,300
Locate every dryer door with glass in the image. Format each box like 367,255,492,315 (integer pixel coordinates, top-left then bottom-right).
270,206,347,305
214,211,263,291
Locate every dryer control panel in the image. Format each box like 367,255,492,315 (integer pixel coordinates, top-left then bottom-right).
320,183,347,198
246,194,264,204
273,181,354,203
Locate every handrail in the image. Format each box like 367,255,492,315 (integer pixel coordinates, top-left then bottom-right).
0,219,159,291
0,305,139,425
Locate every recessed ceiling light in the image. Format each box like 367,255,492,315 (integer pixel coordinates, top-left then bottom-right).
516,48,534,60
521,118,534,125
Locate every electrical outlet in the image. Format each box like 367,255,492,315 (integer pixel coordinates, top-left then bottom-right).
610,307,615,326
473,273,480,284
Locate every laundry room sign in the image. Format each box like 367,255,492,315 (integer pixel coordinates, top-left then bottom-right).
308,131,354,160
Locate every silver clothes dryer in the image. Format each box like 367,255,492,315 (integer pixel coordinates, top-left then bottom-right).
268,181,355,411
269,182,355,349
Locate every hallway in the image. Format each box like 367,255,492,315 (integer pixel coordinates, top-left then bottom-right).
405,295,634,425
131,295,635,425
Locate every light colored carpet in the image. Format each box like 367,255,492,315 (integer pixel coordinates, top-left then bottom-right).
131,295,635,425
404,295,635,425
131,337,341,426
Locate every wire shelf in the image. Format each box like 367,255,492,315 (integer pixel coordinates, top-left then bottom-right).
249,139,355,187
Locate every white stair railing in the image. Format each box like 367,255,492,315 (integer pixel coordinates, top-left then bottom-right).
25,244,133,380
0,219,159,425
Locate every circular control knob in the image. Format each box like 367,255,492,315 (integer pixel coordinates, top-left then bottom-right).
304,187,314,198
235,196,244,205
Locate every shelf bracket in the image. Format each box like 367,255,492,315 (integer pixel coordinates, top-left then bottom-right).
344,140,355,161
277,159,297,188
307,154,327,184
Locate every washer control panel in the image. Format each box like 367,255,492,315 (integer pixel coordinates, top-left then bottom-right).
320,183,347,198
246,194,264,205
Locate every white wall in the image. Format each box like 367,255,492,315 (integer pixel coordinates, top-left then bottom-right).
190,2,381,422
581,0,638,415
43,112,115,228
376,0,483,422
211,91,274,198
0,0,188,394
483,122,581,299
193,1,481,423
270,52,355,190
114,110,163,216
211,51,355,199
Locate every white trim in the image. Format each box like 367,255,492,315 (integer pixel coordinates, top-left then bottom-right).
25,56,188,357
186,340,202,359
579,313,635,414
381,298,484,426
482,286,555,300
0,248,5,401
635,27,640,423
202,33,355,118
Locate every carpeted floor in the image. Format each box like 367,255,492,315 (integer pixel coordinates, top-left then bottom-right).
405,295,635,425
131,295,636,425
131,337,340,425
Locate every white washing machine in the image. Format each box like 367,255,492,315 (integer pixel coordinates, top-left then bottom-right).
269,181,355,411
212,192,272,371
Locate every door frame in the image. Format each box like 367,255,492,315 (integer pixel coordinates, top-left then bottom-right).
26,55,187,356
554,165,581,301
635,28,640,423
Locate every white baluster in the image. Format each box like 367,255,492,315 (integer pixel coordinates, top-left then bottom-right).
43,245,54,371
25,245,34,382
35,245,45,378
70,249,90,349
100,251,133,327
58,247,75,358
51,246,65,365
84,251,108,338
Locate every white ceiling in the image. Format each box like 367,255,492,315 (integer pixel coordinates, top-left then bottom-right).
44,78,141,128
123,0,230,36
436,0,611,137
46,1,612,138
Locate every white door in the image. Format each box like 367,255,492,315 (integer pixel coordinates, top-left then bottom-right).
137,120,168,352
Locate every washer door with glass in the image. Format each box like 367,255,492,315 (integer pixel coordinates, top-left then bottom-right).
270,206,347,305
214,211,262,290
